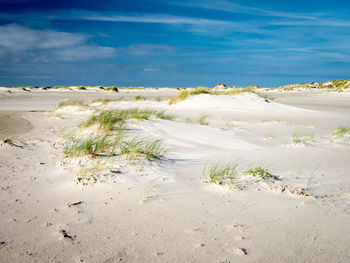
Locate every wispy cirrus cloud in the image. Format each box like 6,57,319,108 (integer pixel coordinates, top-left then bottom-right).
172,0,350,28
0,9,264,36
172,0,320,20
82,13,229,25
116,44,176,56
80,11,265,35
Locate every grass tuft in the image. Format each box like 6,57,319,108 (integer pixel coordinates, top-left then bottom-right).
58,100,86,108
105,87,119,92
91,98,112,104
64,135,119,157
155,110,175,121
121,137,168,159
204,161,238,184
197,115,209,125
168,87,258,104
333,127,350,139
134,95,146,101
80,108,175,131
293,133,314,145
243,167,276,180
169,87,210,104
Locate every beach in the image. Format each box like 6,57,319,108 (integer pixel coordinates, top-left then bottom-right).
0,87,350,262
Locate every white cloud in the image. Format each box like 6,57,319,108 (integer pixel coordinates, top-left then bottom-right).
0,24,115,62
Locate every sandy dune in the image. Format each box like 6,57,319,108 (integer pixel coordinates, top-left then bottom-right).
0,88,350,262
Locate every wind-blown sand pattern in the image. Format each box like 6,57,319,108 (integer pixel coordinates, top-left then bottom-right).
0,86,350,262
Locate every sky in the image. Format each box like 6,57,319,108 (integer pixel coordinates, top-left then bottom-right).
0,0,349,87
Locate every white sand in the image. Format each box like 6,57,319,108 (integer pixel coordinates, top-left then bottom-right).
0,88,350,262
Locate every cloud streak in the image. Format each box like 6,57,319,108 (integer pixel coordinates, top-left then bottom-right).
0,24,115,62
174,0,320,20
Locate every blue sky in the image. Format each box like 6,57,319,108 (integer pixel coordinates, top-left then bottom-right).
0,0,349,87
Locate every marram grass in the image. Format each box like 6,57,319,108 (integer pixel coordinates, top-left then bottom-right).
121,137,168,159
333,127,350,139
243,167,276,180
204,161,238,184
169,87,256,104
64,135,120,157
58,100,86,108
79,108,175,131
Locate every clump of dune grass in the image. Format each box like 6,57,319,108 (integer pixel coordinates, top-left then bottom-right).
6,90,12,93
121,137,168,160
77,86,86,90
134,95,146,101
169,87,210,104
64,135,120,157
169,87,259,104
91,98,112,105
204,161,238,184
197,115,209,125
105,87,119,92
333,127,350,139
293,133,314,145
79,108,174,131
243,167,276,180
58,100,86,108
155,110,175,121
211,87,254,96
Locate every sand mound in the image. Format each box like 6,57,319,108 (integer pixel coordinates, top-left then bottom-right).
170,93,310,113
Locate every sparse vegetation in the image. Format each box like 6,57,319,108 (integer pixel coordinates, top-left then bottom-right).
79,108,174,131
64,135,120,157
243,167,276,180
204,161,238,184
211,87,254,96
134,95,146,101
154,111,175,121
6,90,12,93
121,137,168,159
305,171,317,194
76,165,102,182
278,79,350,91
58,100,86,108
197,115,209,125
105,87,119,92
169,87,210,104
293,133,314,145
333,127,350,139
168,87,259,104
91,98,112,105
